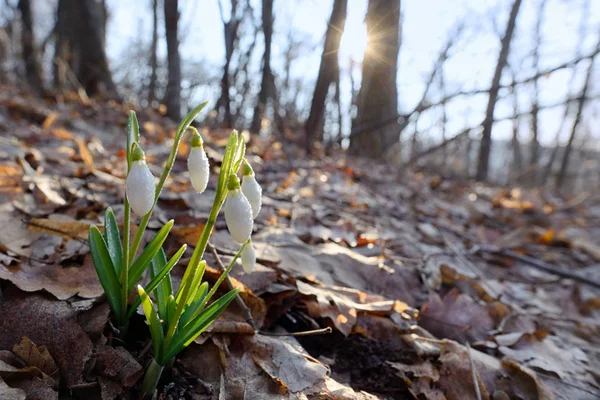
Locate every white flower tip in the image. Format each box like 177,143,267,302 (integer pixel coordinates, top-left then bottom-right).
241,244,256,274
188,146,210,194
126,160,156,216
224,190,254,244
241,175,262,219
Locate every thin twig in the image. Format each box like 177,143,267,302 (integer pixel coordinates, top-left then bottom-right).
259,327,332,337
207,242,256,331
476,246,600,290
466,342,483,400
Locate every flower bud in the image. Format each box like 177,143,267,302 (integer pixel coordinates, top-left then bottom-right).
188,133,210,194
241,162,262,219
126,144,156,216
224,176,253,244
240,242,256,273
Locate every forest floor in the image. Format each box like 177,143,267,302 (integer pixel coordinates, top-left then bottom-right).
0,83,599,400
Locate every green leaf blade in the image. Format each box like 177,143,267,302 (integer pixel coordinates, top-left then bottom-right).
138,286,164,358
178,281,209,328
103,208,123,277
89,226,123,321
128,220,174,292
127,244,186,320
150,247,173,321
163,288,239,362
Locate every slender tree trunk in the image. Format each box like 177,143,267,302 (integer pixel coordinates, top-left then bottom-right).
509,75,523,179
476,0,522,181
250,0,275,134
556,46,598,188
215,0,242,127
543,0,589,186
529,0,546,169
439,67,448,168
148,0,159,104
164,0,181,120
18,0,42,90
305,0,348,153
349,0,401,158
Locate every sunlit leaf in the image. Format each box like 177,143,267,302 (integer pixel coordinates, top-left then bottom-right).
163,288,239,362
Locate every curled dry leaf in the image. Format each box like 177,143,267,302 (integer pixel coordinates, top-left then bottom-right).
0,290,93,388
12,337,58,384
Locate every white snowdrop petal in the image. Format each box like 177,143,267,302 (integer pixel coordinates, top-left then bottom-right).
241,175,262,219
126,160,156,216
188,146,210,194
224,190,253,244
241,244,256,273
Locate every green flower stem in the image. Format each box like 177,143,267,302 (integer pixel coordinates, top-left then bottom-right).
141,358,163,399
163,190,226,352
128,103,208,266
201,241,247,309
120,197,131,328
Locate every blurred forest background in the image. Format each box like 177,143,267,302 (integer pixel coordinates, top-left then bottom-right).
2,0,600,191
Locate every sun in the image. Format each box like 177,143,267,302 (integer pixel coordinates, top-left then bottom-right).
339,23,369,62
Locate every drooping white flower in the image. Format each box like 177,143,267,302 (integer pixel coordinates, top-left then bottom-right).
224,175,253,244
188,133,210,194
240,242,256,273
241,161,262,219
126,144,155,216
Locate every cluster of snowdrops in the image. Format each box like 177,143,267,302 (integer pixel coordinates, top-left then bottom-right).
87,104,262,397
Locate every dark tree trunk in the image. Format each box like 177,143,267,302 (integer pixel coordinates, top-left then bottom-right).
349,0,401,158
18,0,42,90
215,0,242,127
250,0,275,134
509,77,523,174
556,46,598,188
305,0,348,153
148,0,159,104
164,0,181,121
475,0,522,181
54,0,116,97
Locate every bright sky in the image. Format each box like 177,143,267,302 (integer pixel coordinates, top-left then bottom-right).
104,0,600,148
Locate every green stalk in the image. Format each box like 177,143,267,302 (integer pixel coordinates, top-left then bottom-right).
120,197,131,328
141,358,163,399
198,241,247,311
128,103,208,265
163,190,226,351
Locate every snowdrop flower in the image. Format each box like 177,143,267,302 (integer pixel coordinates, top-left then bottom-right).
187,132,210,194
224,175,253,244
240,241,256,273
126,143,155,216
241,160,262,219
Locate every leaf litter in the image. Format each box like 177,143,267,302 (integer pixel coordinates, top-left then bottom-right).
0,83,599,399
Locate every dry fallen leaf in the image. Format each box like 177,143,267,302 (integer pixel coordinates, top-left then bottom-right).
248,334,328,394
420,289,495,343
0,378,26,400
0,253,103,300
0,289,93,388
12,337,58,384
